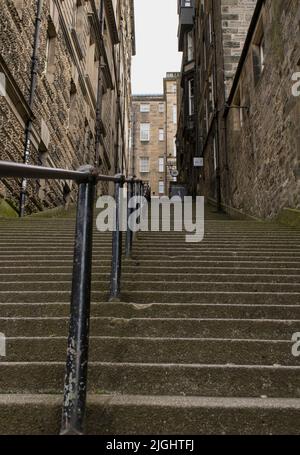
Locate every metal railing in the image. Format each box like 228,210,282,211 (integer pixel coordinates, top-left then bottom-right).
0,159,144,434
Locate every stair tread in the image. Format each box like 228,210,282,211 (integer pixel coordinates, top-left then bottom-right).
1,394,300,409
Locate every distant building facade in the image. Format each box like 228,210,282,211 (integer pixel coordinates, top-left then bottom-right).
176,0,300,219
0,0,135,215
131,73,179,196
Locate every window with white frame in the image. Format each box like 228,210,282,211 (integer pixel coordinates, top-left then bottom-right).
140,157,150,173
140,103,150,113
172,84,177,93
159,129,164,141
159,103,164,113
172,105,177,124
173,138,177,157
158,158,164,173
159,181,165,194
140,123,150,142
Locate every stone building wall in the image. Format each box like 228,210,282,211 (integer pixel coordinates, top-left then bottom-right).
132,95,166,195
131,74,179,196
164,73,179,191
223,0,300,219
176,0,255,199
221,0,257,97
0,0,135,215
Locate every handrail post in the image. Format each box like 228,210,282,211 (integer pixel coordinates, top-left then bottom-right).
60,166,95,435
125,178,134,258
110,175,124,301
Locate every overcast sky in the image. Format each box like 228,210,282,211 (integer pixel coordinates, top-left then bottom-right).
131,0,182,95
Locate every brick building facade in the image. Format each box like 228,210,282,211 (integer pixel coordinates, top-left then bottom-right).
176,0,300,220
131,73,179,196
0,0,135,215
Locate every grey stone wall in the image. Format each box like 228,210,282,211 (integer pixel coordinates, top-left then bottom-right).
224,0,300,219
221,0,257,97
0,0,135,214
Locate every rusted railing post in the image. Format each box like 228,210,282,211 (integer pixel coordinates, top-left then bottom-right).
110,175,124,301
60,166,95,435
125,178,134,258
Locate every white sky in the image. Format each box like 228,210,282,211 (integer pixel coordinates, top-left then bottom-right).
131,0,182,95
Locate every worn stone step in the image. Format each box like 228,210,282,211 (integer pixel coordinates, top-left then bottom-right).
1,272,300,284
0,394,300,435
1,266,300,275
0,362,300,398
119,290,300,305
1,259,300,269
0,290,300,304
4,250,300,259
1,302,300,319
0,316,299,339
1,290,300,304
1,336,295,365
2,280,300,294
2,242,300,249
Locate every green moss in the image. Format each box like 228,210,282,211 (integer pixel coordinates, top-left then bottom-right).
277,208,300,229
0,199,18,218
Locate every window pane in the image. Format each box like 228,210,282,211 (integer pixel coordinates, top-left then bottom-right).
173,105,177,124
140,104,150,113
140,157,150,173
159,181,165,194
159,158,164,172
140,123,150,141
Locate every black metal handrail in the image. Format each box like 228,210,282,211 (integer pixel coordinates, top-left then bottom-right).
0,159,143,434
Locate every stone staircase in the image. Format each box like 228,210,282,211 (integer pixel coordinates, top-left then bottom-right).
0,206,300,434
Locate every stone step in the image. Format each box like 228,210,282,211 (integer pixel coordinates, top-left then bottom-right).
2,280,300,294
2,240,297,247
1,259,300,268
1,302,300,319
1,272,300,283
1,290,300,304
0,362,300,398
1,234,299,242
0,394,300,435
2,336,294,365
1,316,298,339
2,251,300,259
2,288,300,304
1,266,300,275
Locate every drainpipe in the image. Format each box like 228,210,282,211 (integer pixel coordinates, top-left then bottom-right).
211,0,222,212
95,0,104,168
19,0,44,217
